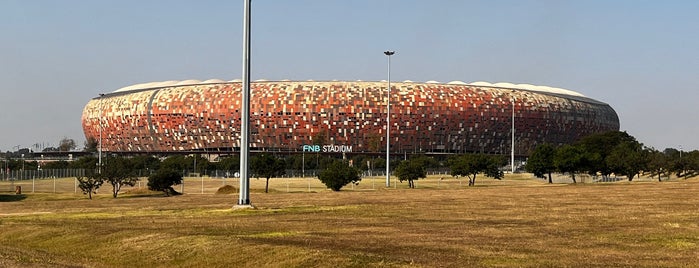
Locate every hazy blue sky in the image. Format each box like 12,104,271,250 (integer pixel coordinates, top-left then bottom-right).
1,0,698,152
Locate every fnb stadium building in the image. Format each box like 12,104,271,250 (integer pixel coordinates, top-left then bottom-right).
81,80,619,155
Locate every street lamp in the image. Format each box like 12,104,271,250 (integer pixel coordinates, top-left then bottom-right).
98,93,105,174
384,50,395,187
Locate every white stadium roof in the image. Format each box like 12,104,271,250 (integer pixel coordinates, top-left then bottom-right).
112,79,585,97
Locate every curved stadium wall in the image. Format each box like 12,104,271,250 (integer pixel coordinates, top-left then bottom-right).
81,80,619,155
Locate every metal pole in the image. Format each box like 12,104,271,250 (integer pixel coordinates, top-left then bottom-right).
238,0,252,206
98,93,104,174
384,51,395,187
511,96,515,174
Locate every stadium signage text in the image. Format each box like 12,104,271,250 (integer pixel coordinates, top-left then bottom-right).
302,144,353,153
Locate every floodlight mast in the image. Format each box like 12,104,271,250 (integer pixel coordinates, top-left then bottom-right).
384,50,395,187
238,0,251,206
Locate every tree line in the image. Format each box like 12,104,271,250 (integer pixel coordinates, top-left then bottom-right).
525,131,699,183
8,131,698,194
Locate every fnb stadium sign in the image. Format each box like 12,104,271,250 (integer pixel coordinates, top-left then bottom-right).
302,144,353,153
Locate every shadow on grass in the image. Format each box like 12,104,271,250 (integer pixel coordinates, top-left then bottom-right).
0,194,27,202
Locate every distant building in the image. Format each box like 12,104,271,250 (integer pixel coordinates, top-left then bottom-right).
81,80,619,155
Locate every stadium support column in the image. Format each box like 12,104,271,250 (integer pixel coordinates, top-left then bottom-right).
384,50,395,187
238,0,251,206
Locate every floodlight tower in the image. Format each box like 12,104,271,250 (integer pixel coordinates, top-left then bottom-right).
384,50,395,187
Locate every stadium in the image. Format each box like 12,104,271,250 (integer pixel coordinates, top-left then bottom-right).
81,80,619,156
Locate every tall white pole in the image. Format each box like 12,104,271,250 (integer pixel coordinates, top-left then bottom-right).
384,51,395,187
511,95,515,174
98,93,104,174
238,0,251,206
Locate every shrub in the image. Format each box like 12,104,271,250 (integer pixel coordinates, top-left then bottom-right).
147,169,183,196
318,160,361,191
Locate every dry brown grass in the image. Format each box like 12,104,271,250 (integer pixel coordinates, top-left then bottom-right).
0,175,698,267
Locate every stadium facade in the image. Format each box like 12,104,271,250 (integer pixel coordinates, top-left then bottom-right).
81,80,619,155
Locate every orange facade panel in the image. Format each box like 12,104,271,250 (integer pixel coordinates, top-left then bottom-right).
82,81,619,155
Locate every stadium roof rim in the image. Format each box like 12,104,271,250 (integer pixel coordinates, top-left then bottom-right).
110,79,586,97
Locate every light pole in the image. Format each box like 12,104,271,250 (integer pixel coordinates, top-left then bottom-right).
384,50,395,187
511,91,515,174
679,145,683,178
98,93,105,174
238,0,252,206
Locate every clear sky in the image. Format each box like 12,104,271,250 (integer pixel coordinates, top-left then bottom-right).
1,0,698,152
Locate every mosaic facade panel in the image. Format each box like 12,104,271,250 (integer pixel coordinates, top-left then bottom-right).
81,81,620,155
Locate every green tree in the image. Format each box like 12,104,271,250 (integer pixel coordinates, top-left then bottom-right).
647,148,669,181
58,137,77,152
554,144,585,183
449,154,504,186
147,169,183,196
69,156,98,170
525,143,556,184
42,160,70,169
394,158,427,188
161,155,189,173
76,171,103,199
318,160,361,191
686,150,699,178
101,156,139,198
83,137,98,153
131,155,161,175
216,155,240,173
576,131,636,178
250,154,286,193
606,141,647,181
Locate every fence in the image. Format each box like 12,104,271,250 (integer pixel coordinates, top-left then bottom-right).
0,168,490,195
0,169,661,195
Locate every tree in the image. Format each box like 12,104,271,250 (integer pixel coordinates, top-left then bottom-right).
148,169,183,196
250,154,286,193
318,160,361,191
525,143,556,183
76,171,104,199
84,137,98,153
162,155,191,171
216,155,240,174
58,137,77,152
606,141,647,181
554,144,585,183
101,156,139,198
130,155,161,176
647,148,669,181
576,131,636,178
449,154,504,186
69,156,98,169
394,158,427,188
42,160,69,169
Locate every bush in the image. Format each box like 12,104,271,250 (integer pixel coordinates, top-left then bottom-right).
147,169,183,196
318,160,361,191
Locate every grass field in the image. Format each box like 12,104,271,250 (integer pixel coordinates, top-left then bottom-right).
0,175,697,267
